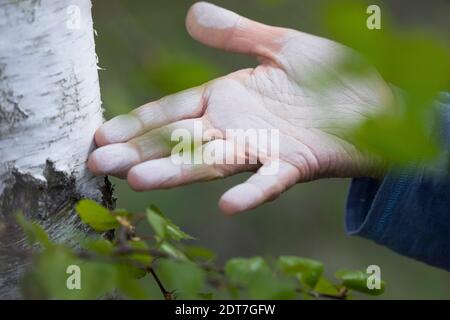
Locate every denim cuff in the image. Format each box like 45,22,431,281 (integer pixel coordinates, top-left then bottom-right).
345,93,450,271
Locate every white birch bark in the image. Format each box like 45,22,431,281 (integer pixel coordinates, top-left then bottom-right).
0,0,112,298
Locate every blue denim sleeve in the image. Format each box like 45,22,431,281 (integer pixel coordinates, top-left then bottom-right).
345,93,450,271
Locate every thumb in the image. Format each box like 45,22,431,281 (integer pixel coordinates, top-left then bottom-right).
186,2,289,61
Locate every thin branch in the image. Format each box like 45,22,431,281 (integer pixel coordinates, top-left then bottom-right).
147,267,173,300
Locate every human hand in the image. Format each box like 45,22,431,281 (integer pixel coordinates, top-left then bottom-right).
88,2,392,215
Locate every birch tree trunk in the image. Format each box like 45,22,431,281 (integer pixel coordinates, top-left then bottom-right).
0,0,113,298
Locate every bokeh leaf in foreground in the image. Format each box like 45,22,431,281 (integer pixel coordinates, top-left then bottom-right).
335,269,385,295
76,199,119,232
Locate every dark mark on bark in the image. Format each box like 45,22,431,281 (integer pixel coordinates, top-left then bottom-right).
101,176,116,210
15,0,41,24
0,160,116,298
0,63,28,134
101,176,116,241
0,161,78,220
53,67,82,127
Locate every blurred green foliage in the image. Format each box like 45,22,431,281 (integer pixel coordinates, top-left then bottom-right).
324,0,450,164
147,49,222,95
17,201,385,299
335,269,385,295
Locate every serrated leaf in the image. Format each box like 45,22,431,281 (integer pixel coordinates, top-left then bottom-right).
159,241,189,261
76,199,119,232
146,205,194,241
166,224,195,241
277,256,324,288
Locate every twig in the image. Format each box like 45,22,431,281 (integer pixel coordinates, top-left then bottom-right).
147,266,173,300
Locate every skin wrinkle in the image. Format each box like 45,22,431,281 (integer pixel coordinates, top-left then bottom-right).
251,162,298,201
130,112,146,137
132,102,158,126
90,2,392,215
212,73,323,178
295,41,388,111
132,86,206,132
127,140,144,163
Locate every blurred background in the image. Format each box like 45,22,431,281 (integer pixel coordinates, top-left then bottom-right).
92,0,450,299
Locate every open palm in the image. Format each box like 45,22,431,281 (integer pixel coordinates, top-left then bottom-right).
88,2,392,214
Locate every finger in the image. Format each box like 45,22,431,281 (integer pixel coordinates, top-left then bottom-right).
186,2,290,61
88,142,140,179
127,140,257,191
219,160,300,215
88,118,210,177
95,86,205,146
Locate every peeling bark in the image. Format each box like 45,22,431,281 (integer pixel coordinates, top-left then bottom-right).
0,0,112,298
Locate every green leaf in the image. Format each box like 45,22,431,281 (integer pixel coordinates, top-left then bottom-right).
76,199,119,232
78,261,118,299
146,205,194,241
225,257,271,286
82,239,114,256
314,276,341,296
157,259,205,299
16,212,51,248
127,240,152,266
277,256,324,288
335,269,385,295
323,0,449,166
249,275,297,300
325,0,450,96
159,241,189,261
166,224,195,241
225,257,296,299
184,245,216,262
24,245,117,299
352,113,439,164
112,208,132,218
22,245,77,299
116,264,151,299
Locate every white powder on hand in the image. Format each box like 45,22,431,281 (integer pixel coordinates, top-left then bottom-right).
191,2,240,29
